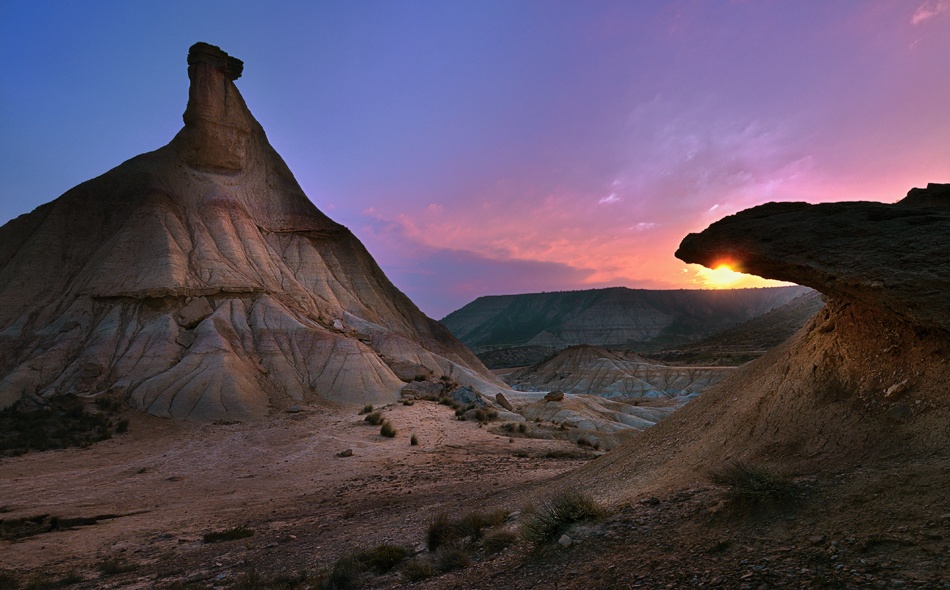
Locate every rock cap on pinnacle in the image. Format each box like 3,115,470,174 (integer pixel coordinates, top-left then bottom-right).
175,42,253,171
187,42,243,80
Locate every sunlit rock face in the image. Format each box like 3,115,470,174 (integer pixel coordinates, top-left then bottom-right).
0,42,502,420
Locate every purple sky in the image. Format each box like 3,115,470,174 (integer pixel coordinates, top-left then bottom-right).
2,1,949,318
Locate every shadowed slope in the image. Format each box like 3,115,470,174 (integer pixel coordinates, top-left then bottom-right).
566,185,950,502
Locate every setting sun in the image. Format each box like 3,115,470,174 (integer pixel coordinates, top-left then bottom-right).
691,261,790,290
698,264,746,288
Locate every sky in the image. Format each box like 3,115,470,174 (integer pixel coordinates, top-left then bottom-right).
2,1,949,318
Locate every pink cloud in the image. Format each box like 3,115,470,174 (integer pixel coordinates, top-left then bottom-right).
911,0,950,24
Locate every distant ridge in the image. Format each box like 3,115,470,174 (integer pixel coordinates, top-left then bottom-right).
441,285,812,354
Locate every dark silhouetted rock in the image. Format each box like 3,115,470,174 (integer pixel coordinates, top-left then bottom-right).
675,189,950,332
544,390,565,402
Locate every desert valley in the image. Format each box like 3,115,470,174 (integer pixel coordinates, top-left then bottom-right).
1,40,948,590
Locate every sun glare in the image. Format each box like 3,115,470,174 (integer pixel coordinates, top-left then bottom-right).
696,263,749,289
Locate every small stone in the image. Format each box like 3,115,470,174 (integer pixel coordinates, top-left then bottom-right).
285,405,302,413
558,534,572,548
809,535,826,545
336,449,353,458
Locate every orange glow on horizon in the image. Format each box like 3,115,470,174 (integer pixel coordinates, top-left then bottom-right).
692,261,789,290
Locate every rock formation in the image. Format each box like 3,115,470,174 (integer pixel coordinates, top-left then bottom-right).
675,187,949,332
442,286,811,354
0,43,502,420
507,344,734,399
568,185,949,500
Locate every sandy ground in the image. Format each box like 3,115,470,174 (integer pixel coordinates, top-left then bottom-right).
2,399,948,589
0,401,587,586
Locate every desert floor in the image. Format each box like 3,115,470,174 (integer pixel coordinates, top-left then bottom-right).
1,401,948,589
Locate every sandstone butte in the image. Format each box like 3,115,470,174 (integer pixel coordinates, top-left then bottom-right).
0,42,503,420
565,184,949,500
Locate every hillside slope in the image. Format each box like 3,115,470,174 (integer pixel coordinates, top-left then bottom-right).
565,185,950,502
442,286,811,354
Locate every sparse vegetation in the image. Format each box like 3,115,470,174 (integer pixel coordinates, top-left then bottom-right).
98,557,137,576
0,571,19,589
202,526,254,543
13,569,85,589
0,395,127,456
434,543,471,572
410,434,418,446
363,411,384,425
318,554,361,590
401,399,414,406
482,529,518,554
355,544,409,574
380,421,397,438
708,459,798,504
358,404,373,415
520,489,605,544
318,545,410,589
426,509,509,551
400,559,436,582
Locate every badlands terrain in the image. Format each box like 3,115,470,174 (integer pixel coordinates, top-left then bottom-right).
1,43,949,589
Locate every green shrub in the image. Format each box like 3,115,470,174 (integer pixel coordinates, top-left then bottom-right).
434,544,471,572
520,490,604,544
0,396,120,455
202,526,254,543
400,559,435,582
355,544,408,574
518,423,527,433
708,460,797,504
426,509,509,550
426,513,456,551
380,422,397,438
318,554,361,590
482,529,518,554
410,434,418,446
318,545,410,589
364,411,384,425
359,404,373,415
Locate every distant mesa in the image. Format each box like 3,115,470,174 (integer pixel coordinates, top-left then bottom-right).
0,42,502,420
442,285,813,356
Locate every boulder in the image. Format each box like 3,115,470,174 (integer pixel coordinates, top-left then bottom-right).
449,385,485,407
400,380,445,400
544,390,565,402
495,392,514,411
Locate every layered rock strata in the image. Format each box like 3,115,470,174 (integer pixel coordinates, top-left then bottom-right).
0,43,502,420
507,345,733,399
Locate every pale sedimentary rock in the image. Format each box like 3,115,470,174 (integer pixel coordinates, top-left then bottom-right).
0,43,502,420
